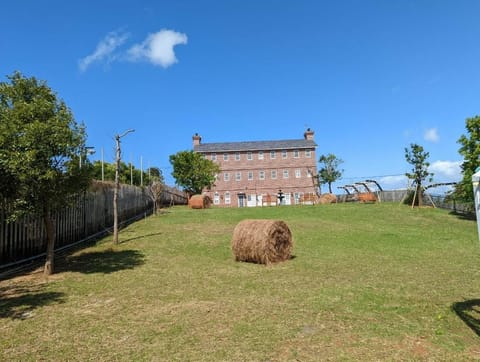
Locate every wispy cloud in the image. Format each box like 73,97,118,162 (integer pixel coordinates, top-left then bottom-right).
127,29,188,68
79,29,187,72
78,31,129,72
424,128,439,143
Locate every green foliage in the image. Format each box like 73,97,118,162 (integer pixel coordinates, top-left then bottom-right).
169,150,220,195
404,143,433,207
318,153,343,193
0,71,91,219
456,115,480,204
90,161,163,187
404,143,433,187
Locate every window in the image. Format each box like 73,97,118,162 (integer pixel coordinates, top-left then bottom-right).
225,192,231,204
235,152,240,161
305,150,311,158
295,169,301,178
247,152,253,160
211,153,217,161
235,172,241,181
259,171,265,180
270,150,276,159
271,170,277,179
214,192,220,205
258,151,264,160
293,150,300,158
248,171,253,181
224,172,230,182
294,192,301,204
283,169,289,178
307,170,313,178
282,150,287,159
223,153,229,161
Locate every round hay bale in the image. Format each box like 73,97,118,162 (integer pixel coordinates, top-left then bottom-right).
318,193,337,204
188,194,211,209
231,219,293,264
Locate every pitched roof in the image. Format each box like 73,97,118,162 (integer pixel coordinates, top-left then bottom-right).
194,138,317,153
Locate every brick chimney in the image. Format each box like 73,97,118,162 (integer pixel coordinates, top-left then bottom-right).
192,133,202,147
304,128,314,141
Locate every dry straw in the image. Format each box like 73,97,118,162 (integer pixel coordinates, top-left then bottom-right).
231,219,293,265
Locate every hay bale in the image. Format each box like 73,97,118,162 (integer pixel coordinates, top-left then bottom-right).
188,194,211,209
318,193,337,204
231,219,293,264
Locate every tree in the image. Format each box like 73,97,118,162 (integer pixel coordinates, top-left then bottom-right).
146,168,165,214
404,143,433,207
0,71,91,276
169,150,220,196
456,115,480,204
318,154,344,193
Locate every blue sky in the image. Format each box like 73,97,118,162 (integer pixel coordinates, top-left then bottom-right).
2,1,479,192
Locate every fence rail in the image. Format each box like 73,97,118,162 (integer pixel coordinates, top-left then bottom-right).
337,189,472,214
0,182,188,267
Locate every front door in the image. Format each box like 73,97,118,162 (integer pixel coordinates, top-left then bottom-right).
238,193,246,207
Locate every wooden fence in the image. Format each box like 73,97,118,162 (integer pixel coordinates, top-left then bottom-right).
0,182,188,267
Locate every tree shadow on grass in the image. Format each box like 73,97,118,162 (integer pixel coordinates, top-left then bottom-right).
452,299,480,337
56,249,145,274
449,210,476,221
0,283,65,320
120,232,163,244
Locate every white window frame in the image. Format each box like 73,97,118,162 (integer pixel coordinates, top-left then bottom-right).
235,152,240,161
295,169,301,178
247,152,253,160
223,153,229,161
283,169,289,179
224,172,230,182
282,150,287,159
248,171,253,181
235,172,241,181
258,151,264,160
225,192,231,205
293,150,300,158
305,149,311,158
271,170,277,179
259,170,265,180
214,192,220,205
270,150,276,159
211,153,217,161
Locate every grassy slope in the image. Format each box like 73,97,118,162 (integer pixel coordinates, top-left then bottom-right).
1,203,480,361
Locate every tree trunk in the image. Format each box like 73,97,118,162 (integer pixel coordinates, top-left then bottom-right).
328,182,333,194
417,184,423,207
43,208,56,276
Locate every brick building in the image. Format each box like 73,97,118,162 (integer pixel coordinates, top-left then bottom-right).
192,129,318,207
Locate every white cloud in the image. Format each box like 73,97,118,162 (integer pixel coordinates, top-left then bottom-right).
429,160,462,180
78,31,129,72
127,29,188,68
379,175,409,189
424,128,439,143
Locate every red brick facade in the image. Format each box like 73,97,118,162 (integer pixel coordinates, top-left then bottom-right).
193,130,318,207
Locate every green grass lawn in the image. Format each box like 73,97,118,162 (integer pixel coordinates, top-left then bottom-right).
1,203,480,360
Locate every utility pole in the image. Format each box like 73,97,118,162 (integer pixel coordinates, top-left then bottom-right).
113,129,135,245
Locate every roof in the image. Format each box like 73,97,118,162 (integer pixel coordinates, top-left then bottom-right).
194,139,317,153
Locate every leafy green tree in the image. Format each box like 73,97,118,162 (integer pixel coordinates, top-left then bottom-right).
456,115,480,204
0,71,92,276
169,150,220,196
404,143,433,207
318,153,344,193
